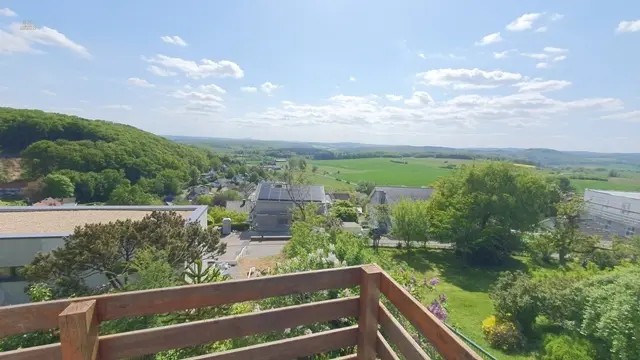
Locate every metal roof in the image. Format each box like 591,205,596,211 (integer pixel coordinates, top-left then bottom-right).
256,182,326,202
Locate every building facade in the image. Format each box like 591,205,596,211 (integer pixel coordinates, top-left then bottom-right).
0,205,208,305
583,189,639,239
367,186,434,233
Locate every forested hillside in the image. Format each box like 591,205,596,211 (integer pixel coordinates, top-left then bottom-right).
0,108,228,203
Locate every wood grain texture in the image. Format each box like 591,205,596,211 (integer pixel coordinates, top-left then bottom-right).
357,264,382,360
379,303,431,360
98,296,359,360
379,272,482,360
376,332,401,360
188,325,358,360
0,343,61,360
332,355,358,360
58,300,99,360
0,266,361,337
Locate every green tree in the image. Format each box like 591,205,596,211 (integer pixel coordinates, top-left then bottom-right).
355,180,375,195
248,172,260,183
489,271,539,334
43,173,75,198
107,182,157,205
392,199,430,249
537,198,599,265
22,211,226,296
427,162,554,265
226,168,236,179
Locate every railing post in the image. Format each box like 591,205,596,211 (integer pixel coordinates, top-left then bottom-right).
357,264,382,360
58,300,99,360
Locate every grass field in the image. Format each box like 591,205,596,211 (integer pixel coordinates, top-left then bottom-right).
310,158,476,187
308,157,640,194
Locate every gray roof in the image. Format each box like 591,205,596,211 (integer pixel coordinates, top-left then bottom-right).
369,186,434,206
256,182,326,202
226,200,251,214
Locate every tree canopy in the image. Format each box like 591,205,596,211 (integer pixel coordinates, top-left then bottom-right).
0,108,227,203
427,162,555,265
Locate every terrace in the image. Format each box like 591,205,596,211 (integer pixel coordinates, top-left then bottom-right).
0,264,481,360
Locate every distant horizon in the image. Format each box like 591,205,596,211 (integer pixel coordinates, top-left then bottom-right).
164,134,640,155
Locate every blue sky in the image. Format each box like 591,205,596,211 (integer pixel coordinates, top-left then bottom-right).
1,1,639,152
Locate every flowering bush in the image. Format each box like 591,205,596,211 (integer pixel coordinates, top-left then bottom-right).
482,315,525,352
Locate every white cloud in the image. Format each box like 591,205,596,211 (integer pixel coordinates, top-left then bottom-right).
404,91,434,106
601,110,640,122
103,105,132,110
536,62,550,69
617,20,640,33
260,82,280,95
127,77,155,88
385,94,403,102
147,65,177,77
199,84,226,94
421,53,465,60
418,52,425,59
142,54,244,79
521,52,549,60
172,90,223,103
160,35,188,47
475,32,503,46
42,89,56,96
551,13,564,21
543,47,568,53
534,26,548,33
233,91,622,130
506,13,543,31
0,8,17,17
514,79,572,93
240,86,258,93
552,55,567,62
494,49,517,59
416,68,523,90
349,76,356,82
169,90,225,114
0,23,90,57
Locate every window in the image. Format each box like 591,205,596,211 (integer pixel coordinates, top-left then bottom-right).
604,220,612,230
0,266,25,282
278,218,289,226
626,227,635,237
621,202,631,215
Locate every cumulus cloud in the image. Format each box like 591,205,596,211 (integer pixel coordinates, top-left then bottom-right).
232,90,622,130
514,79,571,93
544,47,569,53
506,13,543,31
601,110,640,122
536,62,550,69
385,94,403,102
160,35,188,46
475,32,503,46
349,76,356,82
404,91,434,106
42,89,56,96
169,90,225,114
0,8,17,16
521,52,549,60
142,54,244,79
416,68,523,90
240,86,258,93
260,82,280,95
147,65,177,77
127,77,155,87
534,26,548,33
199,84,226,94
102,105,132,110
552,55,567,62
617,20,640,33
0,22,90,57
494,49,517,59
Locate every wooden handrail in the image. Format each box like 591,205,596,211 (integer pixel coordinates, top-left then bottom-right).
379,271,483,360
0,264,482,360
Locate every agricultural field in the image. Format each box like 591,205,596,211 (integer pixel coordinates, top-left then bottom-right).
310,158,477,188
309,157,640,194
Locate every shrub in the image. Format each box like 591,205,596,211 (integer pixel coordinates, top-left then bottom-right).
482,315,525,352
489,271,539,333
231,223,250,231
542,334,596,360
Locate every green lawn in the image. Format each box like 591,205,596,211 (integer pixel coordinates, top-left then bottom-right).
310,158,476,187
571,178,640,194
372,249,534,360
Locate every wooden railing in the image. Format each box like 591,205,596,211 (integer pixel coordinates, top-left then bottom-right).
0,264,481,360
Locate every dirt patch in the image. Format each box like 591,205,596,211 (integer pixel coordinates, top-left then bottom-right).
0,158,22,182
238,254,285,276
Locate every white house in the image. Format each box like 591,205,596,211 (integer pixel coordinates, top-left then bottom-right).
583,189,639,238
0,205,208,305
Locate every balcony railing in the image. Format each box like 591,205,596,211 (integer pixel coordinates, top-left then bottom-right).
0,264,481,360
